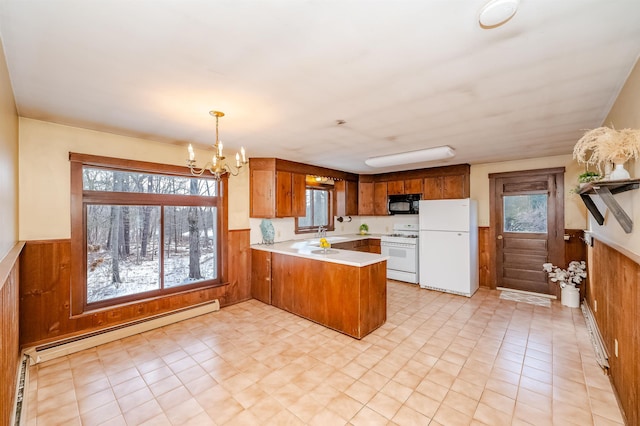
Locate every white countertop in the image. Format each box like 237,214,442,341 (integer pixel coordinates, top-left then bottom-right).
250,234,387,267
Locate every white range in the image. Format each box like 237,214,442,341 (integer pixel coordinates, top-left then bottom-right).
380,223,419,284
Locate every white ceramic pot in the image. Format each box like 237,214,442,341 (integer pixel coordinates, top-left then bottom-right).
561,285,580,308
610,163,630,180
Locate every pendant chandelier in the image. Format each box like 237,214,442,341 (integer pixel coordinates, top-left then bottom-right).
187,111,248,179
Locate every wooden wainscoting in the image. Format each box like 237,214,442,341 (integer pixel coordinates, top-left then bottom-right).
585,238,639,426
478,227,491,288
1,242,24,426
19,230,251,348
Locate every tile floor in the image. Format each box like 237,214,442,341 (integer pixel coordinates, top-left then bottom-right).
25,282,625,425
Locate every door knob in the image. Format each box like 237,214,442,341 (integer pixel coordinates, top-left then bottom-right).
497,235,503,240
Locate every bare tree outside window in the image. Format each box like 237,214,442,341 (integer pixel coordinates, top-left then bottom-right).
503,194,547,233
298,187,331,230
83,167,219,305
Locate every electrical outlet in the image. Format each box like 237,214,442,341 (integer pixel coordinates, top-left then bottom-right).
276,230,281,238
340,225,344,232
594,299,597,312
385,226,389,232
615,339,619,357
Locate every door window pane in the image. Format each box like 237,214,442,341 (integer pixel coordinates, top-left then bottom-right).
86,205,161,303
503,194,547,233
164,206,218,287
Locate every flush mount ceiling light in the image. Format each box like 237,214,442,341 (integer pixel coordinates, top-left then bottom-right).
365,145,455,168
479,0,520,28
186,111,248,179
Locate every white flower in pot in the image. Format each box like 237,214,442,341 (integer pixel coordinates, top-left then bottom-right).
543,261,587,308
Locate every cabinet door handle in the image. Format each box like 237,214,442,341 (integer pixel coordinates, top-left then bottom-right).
497,235,503,240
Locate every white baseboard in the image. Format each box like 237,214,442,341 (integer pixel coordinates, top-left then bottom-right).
25,299,220,365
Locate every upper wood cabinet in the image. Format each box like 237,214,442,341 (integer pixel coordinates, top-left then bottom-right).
422,176,444,200
250,159,306,218
374,182,388,215
250,169,275,217
423,174,468,200
443,174,467,199
275,171,293,217
387,180,404,195
404,178,423,195
358,182,375,216
336,180,358,216
291,173,307,217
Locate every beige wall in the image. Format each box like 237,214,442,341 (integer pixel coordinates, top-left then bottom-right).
0,39,19,259
18,116,594,243
19,118,249,240
594,57,640,257
470,154,587,229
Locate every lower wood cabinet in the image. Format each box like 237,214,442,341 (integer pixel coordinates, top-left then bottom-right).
251,249,271,304
251,248,386,339
333,238,380,254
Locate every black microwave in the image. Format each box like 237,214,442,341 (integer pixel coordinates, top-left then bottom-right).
388,194,421,215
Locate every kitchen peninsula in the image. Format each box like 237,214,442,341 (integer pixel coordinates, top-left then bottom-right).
251,236,387,339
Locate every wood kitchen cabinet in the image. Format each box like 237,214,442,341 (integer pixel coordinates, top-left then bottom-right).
358,181,375,215
250,168,275,217
269,252,386,339
291,173,307,217
387,180,404,195
250,158,306,218
404,178,423,195
251,249,271,304
423,174,468,200
333,238,381,253
336,179,358,216
275,171,293,217
442,174,467,199
374,182,388,215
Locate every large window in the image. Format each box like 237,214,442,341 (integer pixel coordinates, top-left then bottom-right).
71,154,225,312
296,185,334,233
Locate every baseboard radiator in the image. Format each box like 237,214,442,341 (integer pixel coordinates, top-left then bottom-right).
24,299,220,365
581,301,610,371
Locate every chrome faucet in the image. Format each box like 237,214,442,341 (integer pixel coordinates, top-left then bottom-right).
317,225,326,238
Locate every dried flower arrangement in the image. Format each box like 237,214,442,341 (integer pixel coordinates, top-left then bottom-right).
543,261,587,289
572,126,640,174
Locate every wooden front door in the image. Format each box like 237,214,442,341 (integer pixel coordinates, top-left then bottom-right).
489,168,565,295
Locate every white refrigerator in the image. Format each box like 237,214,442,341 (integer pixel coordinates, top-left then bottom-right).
419,199,479,297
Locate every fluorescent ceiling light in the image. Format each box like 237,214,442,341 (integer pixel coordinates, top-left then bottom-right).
479,0,520,28
365,145,455,168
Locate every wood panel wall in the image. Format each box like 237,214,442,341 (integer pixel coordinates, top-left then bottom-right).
478,227,491,288
585,238,639,426
1,242,24,426
477,227,587,290
19,230,251,348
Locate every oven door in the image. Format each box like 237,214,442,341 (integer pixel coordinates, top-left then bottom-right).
381,241,417,273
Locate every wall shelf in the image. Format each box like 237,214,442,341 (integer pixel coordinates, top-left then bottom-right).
578,179,640,233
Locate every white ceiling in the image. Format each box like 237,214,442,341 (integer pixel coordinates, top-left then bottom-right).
1,0,639,174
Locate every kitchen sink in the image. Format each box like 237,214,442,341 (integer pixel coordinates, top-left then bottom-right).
310,249,340,255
